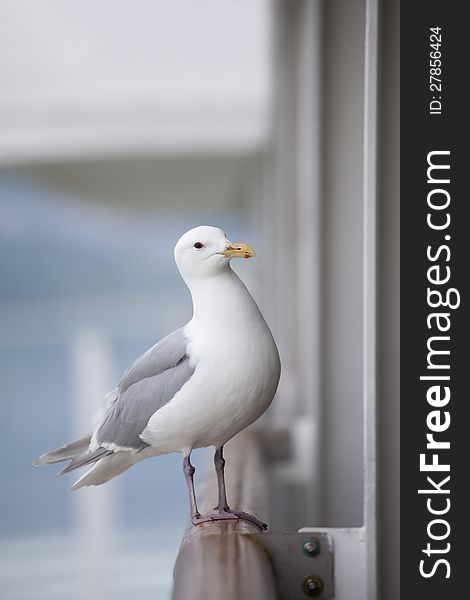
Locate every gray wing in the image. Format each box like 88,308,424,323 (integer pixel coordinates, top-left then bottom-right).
95,328,194,451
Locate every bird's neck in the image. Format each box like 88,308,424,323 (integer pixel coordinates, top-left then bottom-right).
188,268,259,328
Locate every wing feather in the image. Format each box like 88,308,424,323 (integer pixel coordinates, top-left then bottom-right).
37,328,194,476
95,328,194,451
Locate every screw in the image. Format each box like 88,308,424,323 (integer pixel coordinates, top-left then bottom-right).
302,575,324,596
302,538,321,557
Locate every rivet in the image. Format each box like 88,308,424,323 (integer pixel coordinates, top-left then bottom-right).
302,575,324,596
302,537,321,557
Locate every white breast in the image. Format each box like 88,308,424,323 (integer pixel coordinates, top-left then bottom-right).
141,269,280,454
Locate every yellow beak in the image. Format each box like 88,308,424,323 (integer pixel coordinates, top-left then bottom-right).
219,242,256,259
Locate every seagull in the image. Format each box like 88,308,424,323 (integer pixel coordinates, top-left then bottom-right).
35,226,280,530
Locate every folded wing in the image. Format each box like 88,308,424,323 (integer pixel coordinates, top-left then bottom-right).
35,327,195,477
95,328,194,451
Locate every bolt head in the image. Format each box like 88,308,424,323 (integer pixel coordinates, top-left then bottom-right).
302,538,321,557
302,575,324,596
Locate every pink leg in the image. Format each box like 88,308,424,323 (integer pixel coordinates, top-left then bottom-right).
215,446,267,529
183,454,201,520
184,448,268,530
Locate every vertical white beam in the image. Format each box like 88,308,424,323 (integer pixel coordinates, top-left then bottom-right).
294,0,323,523
264,1,324,526
363,0,379,597
70,328,116,600
268,0,300,419
321,0,366,527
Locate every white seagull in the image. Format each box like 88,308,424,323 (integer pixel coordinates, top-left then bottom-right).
35,226,281,529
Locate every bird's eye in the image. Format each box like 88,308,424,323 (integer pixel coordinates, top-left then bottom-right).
194,242,204,249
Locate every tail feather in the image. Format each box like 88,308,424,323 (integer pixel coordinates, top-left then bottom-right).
70,452,138,490
57,448,112,476
33,436,92,466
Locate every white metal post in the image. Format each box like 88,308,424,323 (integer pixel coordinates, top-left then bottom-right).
70,328,116,600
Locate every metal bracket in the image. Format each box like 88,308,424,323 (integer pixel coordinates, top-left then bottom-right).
247,532,334,599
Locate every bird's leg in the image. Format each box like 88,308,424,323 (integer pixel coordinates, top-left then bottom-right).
187,446,268,531
184,453,240,527
186,447,237,526
183,454,201,522
214,445,230,512
212,445,268,531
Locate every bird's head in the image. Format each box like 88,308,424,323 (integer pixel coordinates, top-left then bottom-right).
174,226,255,281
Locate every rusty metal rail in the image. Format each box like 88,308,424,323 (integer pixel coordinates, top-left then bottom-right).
172,430,278,600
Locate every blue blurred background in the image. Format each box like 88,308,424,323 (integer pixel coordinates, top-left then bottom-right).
0,170,257,598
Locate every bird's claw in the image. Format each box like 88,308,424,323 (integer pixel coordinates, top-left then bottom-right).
191,509,268,531
191,512,238,526
226,510,268,530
